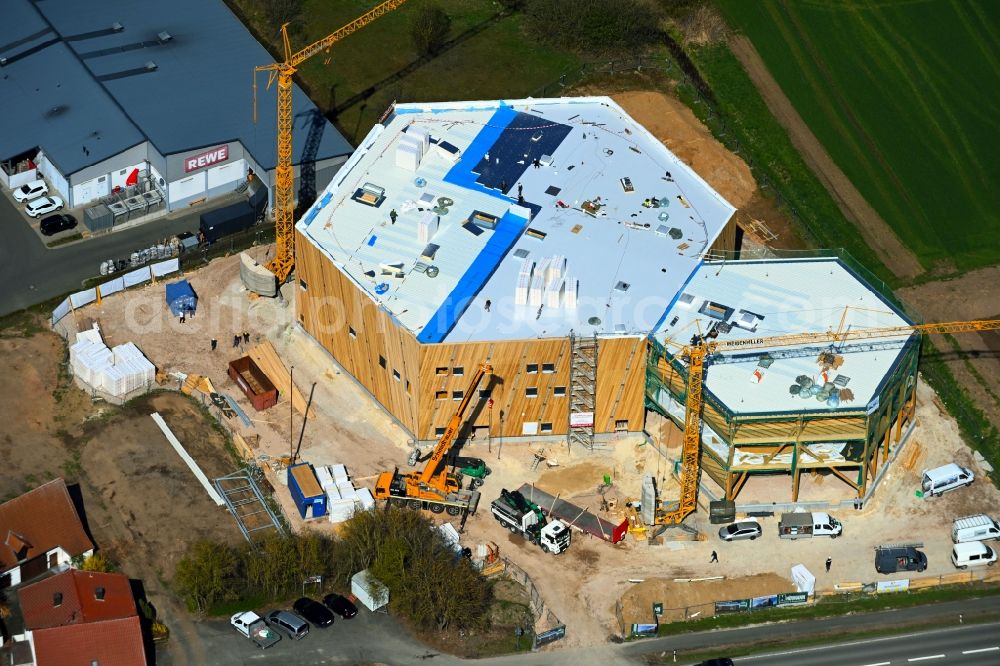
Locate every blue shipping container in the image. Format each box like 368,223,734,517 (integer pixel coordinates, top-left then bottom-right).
287,463,327,519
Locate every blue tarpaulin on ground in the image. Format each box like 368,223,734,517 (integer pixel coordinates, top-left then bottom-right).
165,280,197,317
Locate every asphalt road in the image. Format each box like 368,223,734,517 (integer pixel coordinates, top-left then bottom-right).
153,595,1000,666
0,193,203,316
737,623,1000,666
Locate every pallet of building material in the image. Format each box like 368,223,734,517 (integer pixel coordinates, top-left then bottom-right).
901,441,922,471
180,373,202,395
246,341,312,416
232,432,255,461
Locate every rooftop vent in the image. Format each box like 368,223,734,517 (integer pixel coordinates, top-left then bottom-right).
157,31,172,44
513,248,530,259
614,281,630,292
145,61,157,71
112,22,124,32
95,586,106,601
53,592,62,607
676,293,696,309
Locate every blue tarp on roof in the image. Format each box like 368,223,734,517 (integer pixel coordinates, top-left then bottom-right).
0,0,351,174
165,280,197,317
417,209,530,343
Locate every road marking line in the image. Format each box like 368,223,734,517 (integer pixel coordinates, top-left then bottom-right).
907,656,944,662
860,662,891,666
962,647,1000,654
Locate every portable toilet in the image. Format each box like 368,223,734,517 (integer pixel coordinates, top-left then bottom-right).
287,463,327,519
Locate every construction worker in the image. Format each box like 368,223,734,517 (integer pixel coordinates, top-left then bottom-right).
389,209,397,224
826,557,832,572
210,338,217,352
710,550,719,563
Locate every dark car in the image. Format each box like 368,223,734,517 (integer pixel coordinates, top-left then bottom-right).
323,593,358,619
698,659,735,666
875,545,927,574
292,597,335,628
39,213,77,236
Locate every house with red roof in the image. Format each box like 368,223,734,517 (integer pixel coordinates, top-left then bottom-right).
16,569,148,666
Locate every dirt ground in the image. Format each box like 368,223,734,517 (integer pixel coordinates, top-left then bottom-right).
898,266,1000,430
621,574,793,625
728,36,924,280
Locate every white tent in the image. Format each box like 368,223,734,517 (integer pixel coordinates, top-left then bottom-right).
791,564,816,596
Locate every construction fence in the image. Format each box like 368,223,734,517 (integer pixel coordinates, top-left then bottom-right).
50,258,180,329
618,568,1000,639
499,557,566,649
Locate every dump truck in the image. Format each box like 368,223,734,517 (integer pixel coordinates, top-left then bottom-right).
778,512,843,539
491,488,571,554
231,611,281,649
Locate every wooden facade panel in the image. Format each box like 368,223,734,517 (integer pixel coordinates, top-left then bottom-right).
418,338,573,441
709,215,739,255
595,337,647,433
296,231,419,432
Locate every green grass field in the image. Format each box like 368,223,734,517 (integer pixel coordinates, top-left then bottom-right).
716,0,1000,273
240,0,577,143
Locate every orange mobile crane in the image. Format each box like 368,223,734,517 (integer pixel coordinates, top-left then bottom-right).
375,363,493,520
653,319,1000,526
254,0,409,283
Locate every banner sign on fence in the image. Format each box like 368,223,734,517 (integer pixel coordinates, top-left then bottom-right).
533,624,566,648
50,298,71,326
751,594,779,610
151,258,180,277
99,277,126,297
69,288,97,309
630,623,658,638
876,579,909,593
122,267,152,288
715,599,750,614
777,592,809,606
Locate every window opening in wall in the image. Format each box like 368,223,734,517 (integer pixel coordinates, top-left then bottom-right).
435,427,446,436
435,390,447,400
542,363,555,373
406,380,411,394
379,355,386,369
615,419,629,430
453,366,464,376
541,422,553,433
299,279,308,291
526,364,538,374
436,367,448,375
392,369,401,381
453,390,464,401
479,389,492,399
553,386,566,396
525,387,538,398
348,326,356,338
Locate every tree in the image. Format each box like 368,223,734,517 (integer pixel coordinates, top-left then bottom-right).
80,553,116,573
174,541,240,612
410,6,452,57
523,0,663,56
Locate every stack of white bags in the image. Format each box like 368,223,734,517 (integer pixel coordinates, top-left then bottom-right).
316,463,376,523
69,325,155,397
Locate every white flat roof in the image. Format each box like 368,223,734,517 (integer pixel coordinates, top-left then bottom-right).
297,96,736,343
654,258,913,415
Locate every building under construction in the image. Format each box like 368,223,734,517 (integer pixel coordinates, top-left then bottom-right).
295,96,737,445
293,95,920,503
646,256,919,502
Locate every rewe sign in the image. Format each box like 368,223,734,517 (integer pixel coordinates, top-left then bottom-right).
184,145,229,173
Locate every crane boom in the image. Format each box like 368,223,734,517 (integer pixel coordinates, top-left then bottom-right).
419,363,492,486
254,0,409,283
655,318,1000,525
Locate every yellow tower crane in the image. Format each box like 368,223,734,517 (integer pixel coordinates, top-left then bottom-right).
654,318,1000,526
254,0,409,283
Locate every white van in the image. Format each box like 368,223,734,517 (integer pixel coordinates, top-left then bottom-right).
952,515,1000,544
921,463,974,496
951,541,997,569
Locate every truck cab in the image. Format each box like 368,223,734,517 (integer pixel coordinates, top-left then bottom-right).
539,520,571,554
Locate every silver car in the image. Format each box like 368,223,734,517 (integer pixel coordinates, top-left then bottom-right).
718,521,762,541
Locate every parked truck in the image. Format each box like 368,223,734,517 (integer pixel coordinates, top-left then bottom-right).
231,611,281,649
778,512,843,539
491,488,571,554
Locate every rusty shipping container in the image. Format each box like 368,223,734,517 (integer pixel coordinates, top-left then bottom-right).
228,356,278,411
